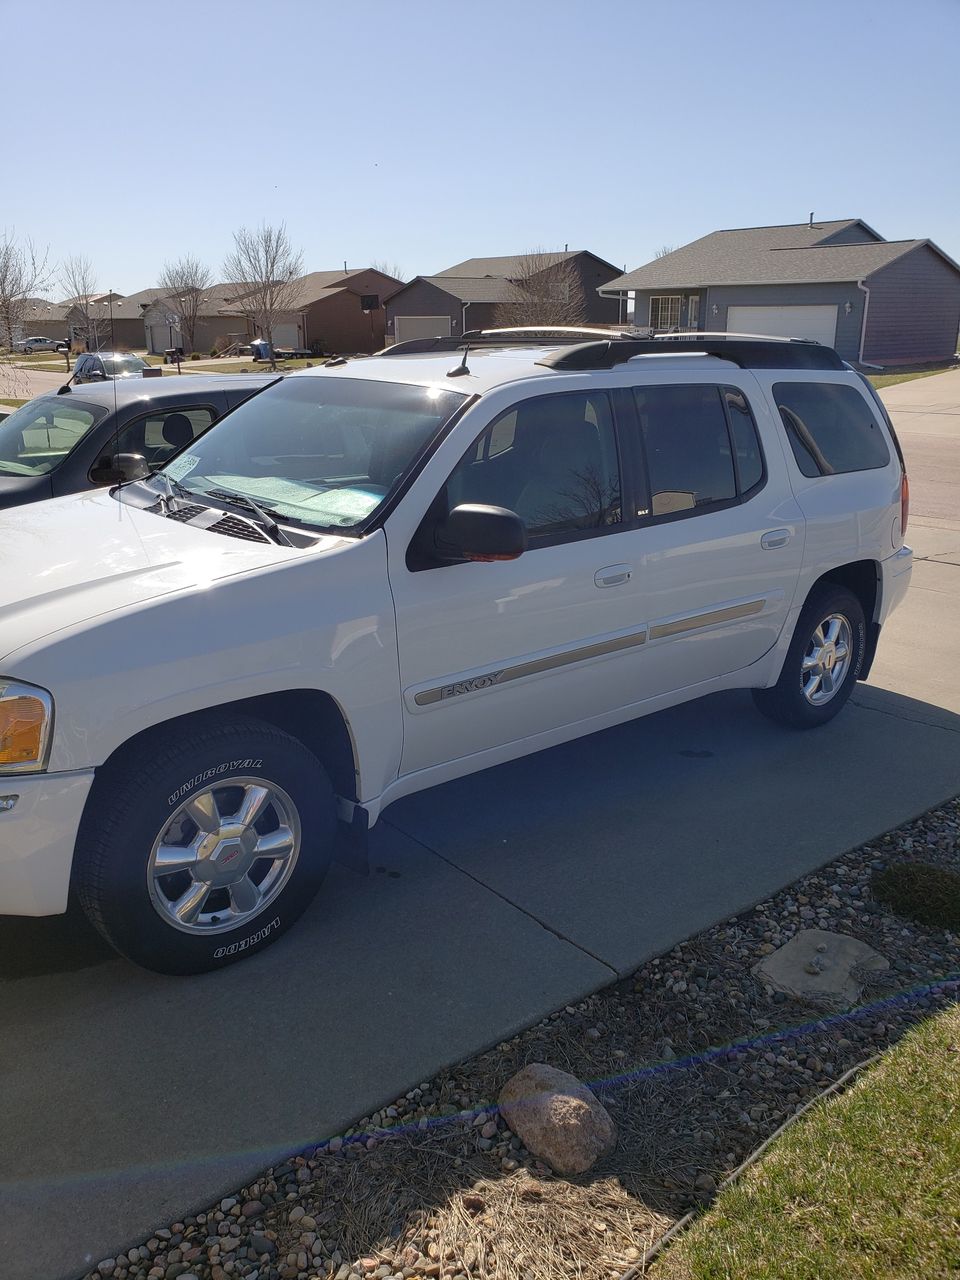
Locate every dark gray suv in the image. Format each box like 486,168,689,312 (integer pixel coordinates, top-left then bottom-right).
0,374,277,510
71,352,153,383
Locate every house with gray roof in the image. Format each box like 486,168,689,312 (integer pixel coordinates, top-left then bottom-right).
601,219,960,366
385,250,623,344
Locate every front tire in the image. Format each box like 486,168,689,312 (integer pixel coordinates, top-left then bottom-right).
74,716,337,974
752,584,866,729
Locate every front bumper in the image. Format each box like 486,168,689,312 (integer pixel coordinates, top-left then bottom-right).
0,770,94,915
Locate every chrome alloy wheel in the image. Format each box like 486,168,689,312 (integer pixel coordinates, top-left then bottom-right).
146,777,301,935
801,613,853,706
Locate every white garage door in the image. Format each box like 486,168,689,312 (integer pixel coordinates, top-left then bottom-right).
271,323,300,348
727,305,838,347
147,323,179,354
394,315,452,343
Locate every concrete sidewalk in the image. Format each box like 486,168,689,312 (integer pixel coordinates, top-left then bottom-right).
1,374,959,1280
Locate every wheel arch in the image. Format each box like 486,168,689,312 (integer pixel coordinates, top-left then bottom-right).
93,688,360,803
806,558,881,678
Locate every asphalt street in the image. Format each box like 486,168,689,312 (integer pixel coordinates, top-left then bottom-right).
1,370,959,1280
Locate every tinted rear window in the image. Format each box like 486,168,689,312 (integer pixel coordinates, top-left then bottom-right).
774,381,890,477
634,384,736,517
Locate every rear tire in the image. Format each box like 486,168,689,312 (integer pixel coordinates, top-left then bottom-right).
752,584,865,729
74,715,337,974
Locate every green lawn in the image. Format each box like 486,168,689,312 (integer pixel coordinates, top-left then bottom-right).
182,357,325,374
868,364,957,390
0,398,28,409
0,351,67,366
654,1003,960,1280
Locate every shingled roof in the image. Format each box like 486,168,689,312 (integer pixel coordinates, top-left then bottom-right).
603,220,960,292
419,275,526,303
434,251,581,279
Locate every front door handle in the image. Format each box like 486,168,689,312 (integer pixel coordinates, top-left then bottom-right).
595,564,632,588
760,529,791,550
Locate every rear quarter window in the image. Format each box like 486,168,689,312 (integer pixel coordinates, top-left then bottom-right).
774,381,890,477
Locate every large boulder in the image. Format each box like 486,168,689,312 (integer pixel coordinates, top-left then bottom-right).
497,1063,617,1175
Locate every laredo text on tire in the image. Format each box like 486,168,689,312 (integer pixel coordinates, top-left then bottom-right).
752,583,866,729
73,715,337,974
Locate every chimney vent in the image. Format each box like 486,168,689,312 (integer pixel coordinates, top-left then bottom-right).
809,212,814,228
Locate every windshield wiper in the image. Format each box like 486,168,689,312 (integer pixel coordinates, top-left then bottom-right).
146,471,201,516
203,487,295,547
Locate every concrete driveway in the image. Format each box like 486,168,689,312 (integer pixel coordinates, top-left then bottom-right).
2,372,959,1280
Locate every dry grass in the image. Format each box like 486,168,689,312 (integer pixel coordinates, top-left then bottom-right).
269,1132,670,1280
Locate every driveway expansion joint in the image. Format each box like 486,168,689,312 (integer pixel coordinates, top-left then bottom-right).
382,816,620,978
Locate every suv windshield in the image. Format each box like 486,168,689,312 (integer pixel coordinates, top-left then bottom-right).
103,356,147,376
0,398,106,476
157,375,466,532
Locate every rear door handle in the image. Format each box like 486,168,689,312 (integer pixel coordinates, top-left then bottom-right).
760,529,791,550
595,564,632,587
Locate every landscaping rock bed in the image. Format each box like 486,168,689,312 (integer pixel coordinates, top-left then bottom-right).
83,796,960,1280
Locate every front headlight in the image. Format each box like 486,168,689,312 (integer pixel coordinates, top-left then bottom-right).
0,680,54,773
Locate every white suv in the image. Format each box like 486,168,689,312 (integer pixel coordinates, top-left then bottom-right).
0,329,912,973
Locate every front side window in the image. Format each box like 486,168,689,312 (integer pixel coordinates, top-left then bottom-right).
111,406,216,471
444,391,622,540
157,376,466,532
649,295,682,329
774,381,891,477
0,399,105,476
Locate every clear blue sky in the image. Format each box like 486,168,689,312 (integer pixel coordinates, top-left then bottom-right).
5,0,957,292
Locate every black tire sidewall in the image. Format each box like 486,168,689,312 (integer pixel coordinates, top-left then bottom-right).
77,721,336,974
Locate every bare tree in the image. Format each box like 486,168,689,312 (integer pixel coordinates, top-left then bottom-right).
222,223,304,368
60,254,102,350
157,255,213,353
369,259,405,283
654,244,678,259
493,250,586,328
0,230,51,350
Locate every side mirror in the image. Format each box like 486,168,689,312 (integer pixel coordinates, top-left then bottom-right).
88,370,107,381
90,452,150,485
435,503,527,563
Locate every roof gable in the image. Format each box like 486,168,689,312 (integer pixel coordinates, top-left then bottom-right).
435,249,620,280
387,275,526,305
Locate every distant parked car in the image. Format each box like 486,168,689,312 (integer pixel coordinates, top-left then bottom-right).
0,373,278,510
13,335,69,353
71,352,153,383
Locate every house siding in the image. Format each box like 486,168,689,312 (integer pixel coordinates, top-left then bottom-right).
818,222,883,246
862,244,960,365
304,292,387,353
569,255,624,324
385,280,476,341
701,283,865,360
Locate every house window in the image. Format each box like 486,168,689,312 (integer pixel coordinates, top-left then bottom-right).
687,296,700,327
649,296,682,329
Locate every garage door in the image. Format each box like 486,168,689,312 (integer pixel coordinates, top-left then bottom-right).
394,315,452,343
727,305,838,347
271,323,300,348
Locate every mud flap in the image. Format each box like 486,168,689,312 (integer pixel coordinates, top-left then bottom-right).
334,798,370,874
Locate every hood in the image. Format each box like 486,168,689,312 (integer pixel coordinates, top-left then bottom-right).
0,488,348,663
